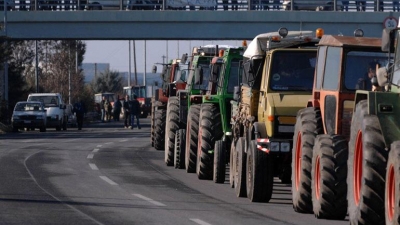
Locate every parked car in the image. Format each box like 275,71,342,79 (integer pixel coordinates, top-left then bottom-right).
282,0,342,10
85,0,124,10
27,93,68,131
66,104,77,127
11,101,47,132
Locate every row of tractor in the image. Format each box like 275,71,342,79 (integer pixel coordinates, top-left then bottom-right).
150,26,400,225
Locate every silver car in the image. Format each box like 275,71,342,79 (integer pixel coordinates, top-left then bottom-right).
11,101,47,132
282,0,342,10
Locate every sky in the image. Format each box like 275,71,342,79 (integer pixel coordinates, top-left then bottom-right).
82,40,245,74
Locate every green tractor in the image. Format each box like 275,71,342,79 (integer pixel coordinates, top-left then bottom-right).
347,28,400,225
192,47,244,182
164,46,222,167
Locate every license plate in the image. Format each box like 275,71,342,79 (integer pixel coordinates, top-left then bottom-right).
24,120,31,123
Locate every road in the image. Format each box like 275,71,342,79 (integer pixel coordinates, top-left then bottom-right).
0,118,349,225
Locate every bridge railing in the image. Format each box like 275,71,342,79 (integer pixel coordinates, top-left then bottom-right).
0,0,398,12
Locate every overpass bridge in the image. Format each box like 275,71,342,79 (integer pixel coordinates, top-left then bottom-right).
0,9,399,40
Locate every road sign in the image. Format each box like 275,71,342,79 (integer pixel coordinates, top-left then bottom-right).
383,16,398,29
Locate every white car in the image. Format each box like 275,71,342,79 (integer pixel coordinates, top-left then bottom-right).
11,101,47,132
282,0,342,11
27,93,68,131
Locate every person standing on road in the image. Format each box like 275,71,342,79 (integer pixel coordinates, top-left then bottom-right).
73,98,86,130
113,95,122,122
100,96,106,122
129,95,142,129
104,97,112,122
123,95,131,128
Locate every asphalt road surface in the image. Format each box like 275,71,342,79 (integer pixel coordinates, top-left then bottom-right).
0,118,349,225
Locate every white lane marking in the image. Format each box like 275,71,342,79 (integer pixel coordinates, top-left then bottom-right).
97,145,102,147
87,153,94,159
89,163,98,170
132,194,166,207
119,139,128,142
105,142,113,145
92,148,100,153
190,219,212,225
99,176,118,185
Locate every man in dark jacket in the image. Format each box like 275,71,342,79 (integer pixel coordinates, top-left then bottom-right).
123,95,131,128
129,95,141,129
113,95,122,121
73,98,86,130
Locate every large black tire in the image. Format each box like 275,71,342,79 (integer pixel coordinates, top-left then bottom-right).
196,104,223,180
213,140,226,183
153,108,166,151
234,137,247,197
311,134,348,220
151,103,157,147
246,140,273,202
185,104,200,173
229,140,236,188
292,107,323,213
174,129,186,169
385,141,400,225
165,97,180,166
347,100,387,225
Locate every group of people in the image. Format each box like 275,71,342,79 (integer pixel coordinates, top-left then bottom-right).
100,95,141,129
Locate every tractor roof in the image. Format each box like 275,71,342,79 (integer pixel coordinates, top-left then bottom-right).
244,30,320,58
317,35,381,48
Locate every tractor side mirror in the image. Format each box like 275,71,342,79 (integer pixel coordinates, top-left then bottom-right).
233,86,240,100
381,28,396,53
152,65,157,73
181,53,188,64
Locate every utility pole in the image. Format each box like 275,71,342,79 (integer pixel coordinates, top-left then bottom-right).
144,40,146,87
128,40,131,87
133,40,137,86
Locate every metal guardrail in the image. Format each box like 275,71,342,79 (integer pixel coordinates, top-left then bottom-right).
0,0,398,11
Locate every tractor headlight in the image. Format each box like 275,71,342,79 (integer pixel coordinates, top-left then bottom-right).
280,142,291,152
270,142,280,152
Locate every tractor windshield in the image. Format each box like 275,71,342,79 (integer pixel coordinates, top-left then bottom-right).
344,51,388,90
269,50,316,91
227,60,241,93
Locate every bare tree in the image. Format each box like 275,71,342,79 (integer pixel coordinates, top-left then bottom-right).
91,68,123,94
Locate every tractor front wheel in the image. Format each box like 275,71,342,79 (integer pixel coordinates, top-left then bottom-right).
347,100,387,225
292,107,323,213
386,141,400,225
311,134,348,219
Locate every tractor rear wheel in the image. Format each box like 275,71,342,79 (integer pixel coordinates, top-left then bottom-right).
234,137,247,197
386,141,400,225
347,100,387,225
153,108,166,151
196,104,223,180
311,134,348,220
213,140,226,183
246,140,273,202
165,97,180,166
174,129,186,169
185,104,200,173
292,107,323,213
